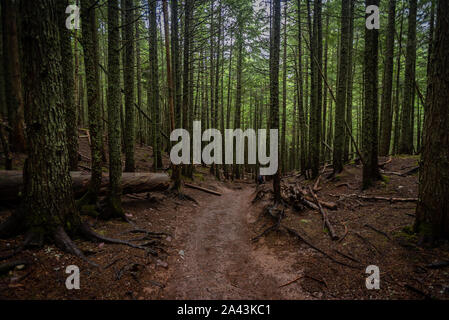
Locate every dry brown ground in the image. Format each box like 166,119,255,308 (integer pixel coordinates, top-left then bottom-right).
1,139,449,299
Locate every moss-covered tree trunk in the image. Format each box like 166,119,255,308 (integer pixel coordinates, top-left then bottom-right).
343,0,355,163
393,8,404,155
233,22,243,180
57,0,78,171
170,0,182,191
333,0,350,174
296,0,307,175
1,0,25,153
270,0,281,202
362,0,381,189
280,1,287,174
124,0,135,172
105,0,125,219
0,0,81,242
415,0,449,241
379,0,396,156
399,0,417,155
80,0,103,204
148,0,162,171
309,0,322,179
182,0,193,178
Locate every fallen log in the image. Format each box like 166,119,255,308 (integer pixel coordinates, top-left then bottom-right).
184,183,222,196
0,171,170,203
381,166,419,177
357,195,418,203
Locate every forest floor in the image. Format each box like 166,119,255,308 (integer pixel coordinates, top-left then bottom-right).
1,138,449,300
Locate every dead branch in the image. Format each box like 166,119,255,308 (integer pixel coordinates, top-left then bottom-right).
184,183,222,196
279,275,303,288
379,157,392,168
364,224,392,241
308,186,339,241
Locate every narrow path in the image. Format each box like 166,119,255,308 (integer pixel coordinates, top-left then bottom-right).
162,184,309,299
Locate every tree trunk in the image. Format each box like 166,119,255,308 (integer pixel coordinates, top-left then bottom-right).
0,0,80,240
343,0,355,162
80,0,103,203
399,0,417,154
333,0,350,174
362,0,381,189
57,0,78,171
415,0,449,241
1,0,25,152
105,0,125,219
233,19,244,180
148,0,162,171
379,0,396,156
309,0,322,179
124,0,135,172
393,6,404,155
296,0,307,175
270,0,281,202
281,1,288,174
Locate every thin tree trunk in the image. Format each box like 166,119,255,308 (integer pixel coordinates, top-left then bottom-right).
379,0,396,156
124,0,135,172
399,0,417,154
80,0,103,203
362,0,381,189
270,0,281,202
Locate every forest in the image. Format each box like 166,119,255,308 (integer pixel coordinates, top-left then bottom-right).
0,0,448,301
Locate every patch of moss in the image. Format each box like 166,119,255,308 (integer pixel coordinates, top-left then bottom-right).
393,225,418,242
416,221,433,237
381,175,391,183
193,172,205,181
80,204,100,217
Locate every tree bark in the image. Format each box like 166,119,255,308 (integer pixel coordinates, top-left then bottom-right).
80,0,103,203
57,0,78,171
105,0,125,218
399,0,417,154
0,0,80,239
415,0,449,240
270,0,281,202
1,0,25,152
379,0,396,156
148,0,162,171
362,0,381,189
333,0,350,174
124,0,136,172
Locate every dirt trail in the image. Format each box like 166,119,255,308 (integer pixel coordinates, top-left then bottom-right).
161,184,310,300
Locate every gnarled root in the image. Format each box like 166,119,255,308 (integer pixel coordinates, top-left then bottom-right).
79,222,157,256
54,226,99,268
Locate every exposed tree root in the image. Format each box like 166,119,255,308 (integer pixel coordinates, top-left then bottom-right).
252,201,359,270
79,222,157,256
364,224,392,241
251,204,284,242
54,226,99,268
122,228,171,238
